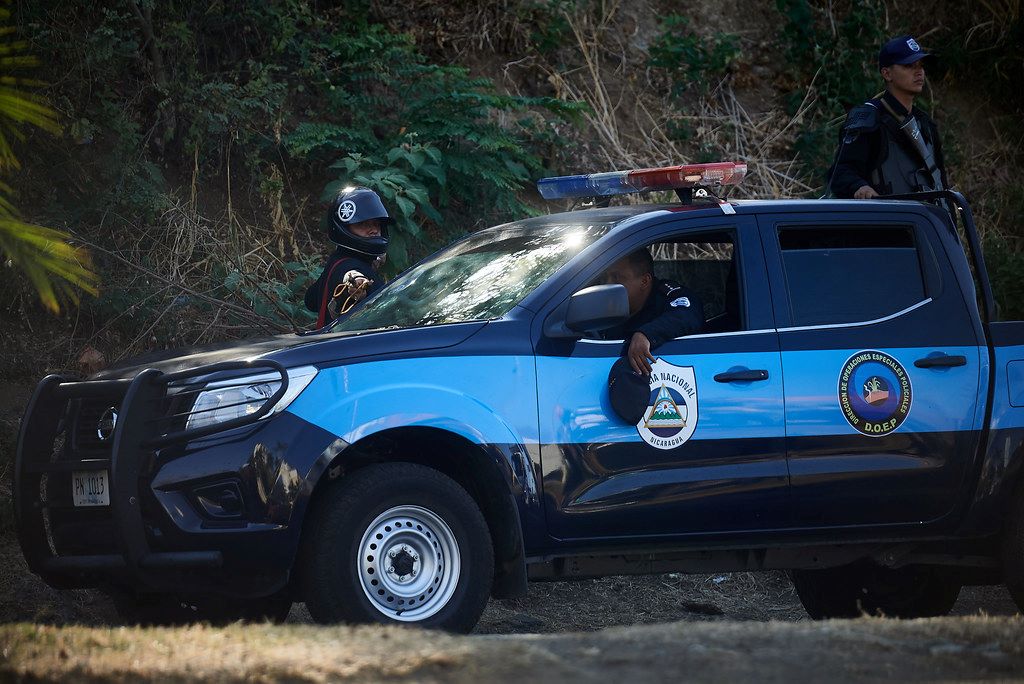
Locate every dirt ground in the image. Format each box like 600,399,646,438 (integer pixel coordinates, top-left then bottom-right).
1,536,1018,634
2,534,1023,681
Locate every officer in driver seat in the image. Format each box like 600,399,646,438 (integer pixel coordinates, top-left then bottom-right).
600,247,704,375
305,186,390,327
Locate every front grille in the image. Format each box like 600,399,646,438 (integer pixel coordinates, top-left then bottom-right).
18,363,277,586
71,398,119,455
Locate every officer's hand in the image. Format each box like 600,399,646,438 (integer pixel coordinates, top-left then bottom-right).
627,332,656,375
853,185,879,199
342,270,373,302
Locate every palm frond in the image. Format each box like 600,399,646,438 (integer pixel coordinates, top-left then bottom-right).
0,1,91,313
0,219,99,312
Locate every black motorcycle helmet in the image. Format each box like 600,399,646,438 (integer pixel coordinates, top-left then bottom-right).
327,186,391,257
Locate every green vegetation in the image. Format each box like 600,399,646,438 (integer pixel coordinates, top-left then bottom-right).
0,0,1021,355
929,5,1024,319
0,3,96,313
773,0,888,185
282,20,579,268
646,14,739,148
7,1,577,343
648,14,740,99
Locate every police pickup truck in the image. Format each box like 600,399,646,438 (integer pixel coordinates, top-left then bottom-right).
14,162,1024,631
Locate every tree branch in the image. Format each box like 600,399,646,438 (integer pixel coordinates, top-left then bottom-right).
70,233,289,335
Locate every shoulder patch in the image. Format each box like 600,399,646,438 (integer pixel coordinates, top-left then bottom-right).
843,102,880,134
670,296,691,308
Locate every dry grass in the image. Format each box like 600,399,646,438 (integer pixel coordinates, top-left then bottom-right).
2,615,1023,682
518,1,816,204
948,113,1024,244
64,191,321,366
0,622,474,681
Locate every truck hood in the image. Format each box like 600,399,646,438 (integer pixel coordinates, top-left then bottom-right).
90,322,489,381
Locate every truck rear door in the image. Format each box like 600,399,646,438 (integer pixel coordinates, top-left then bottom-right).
757,206,985,529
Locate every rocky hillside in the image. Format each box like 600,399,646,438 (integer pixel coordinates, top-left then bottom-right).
0,0,1021,381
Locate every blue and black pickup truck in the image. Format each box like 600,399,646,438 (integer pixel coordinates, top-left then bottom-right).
14,162,1024,631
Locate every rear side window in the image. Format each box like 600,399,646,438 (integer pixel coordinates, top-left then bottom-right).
779,226,926,326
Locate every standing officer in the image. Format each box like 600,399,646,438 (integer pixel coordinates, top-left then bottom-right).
600,248,704,375
828,35,948,199
305,186,390,327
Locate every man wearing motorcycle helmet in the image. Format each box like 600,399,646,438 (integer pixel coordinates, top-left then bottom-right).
304,186,390,326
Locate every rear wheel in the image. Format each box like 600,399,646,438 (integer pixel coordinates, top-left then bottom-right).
791,564,961,619
299,462,493,633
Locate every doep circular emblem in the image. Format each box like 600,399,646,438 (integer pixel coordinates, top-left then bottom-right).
637,359,699,450
337,200,357,222
838,350,912,437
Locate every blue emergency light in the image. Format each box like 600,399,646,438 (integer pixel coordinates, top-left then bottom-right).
537,162,747,200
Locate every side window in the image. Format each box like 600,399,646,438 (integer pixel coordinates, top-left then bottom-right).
651,233,740,333
778,225,926,326
589,230,742,337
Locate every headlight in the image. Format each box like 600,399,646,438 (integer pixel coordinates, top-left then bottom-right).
185,365,318,431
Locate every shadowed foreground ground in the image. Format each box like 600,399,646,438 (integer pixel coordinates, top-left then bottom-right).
2,529,1022,681
2,616,1022,682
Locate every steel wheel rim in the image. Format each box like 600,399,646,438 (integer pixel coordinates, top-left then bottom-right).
356,504,461,621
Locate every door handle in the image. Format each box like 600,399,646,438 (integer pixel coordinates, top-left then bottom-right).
714,369,769,383
914,354,967,368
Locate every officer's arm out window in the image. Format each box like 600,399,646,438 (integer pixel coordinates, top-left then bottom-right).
778,225,926,327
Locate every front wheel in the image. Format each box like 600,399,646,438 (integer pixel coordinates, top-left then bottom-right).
299,463,493,633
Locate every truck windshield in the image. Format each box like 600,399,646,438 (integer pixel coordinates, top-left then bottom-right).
332,218,610,331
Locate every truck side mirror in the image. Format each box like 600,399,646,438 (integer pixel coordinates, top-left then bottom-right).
544,284,630,338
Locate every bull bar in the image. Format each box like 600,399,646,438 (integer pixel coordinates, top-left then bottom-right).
14,360,288,591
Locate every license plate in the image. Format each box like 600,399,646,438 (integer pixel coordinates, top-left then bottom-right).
72,470,109,507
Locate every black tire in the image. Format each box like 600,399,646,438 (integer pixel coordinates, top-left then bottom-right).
1002,487,1024,613
298,462,493,633
108,589,292,626
791,564,961,619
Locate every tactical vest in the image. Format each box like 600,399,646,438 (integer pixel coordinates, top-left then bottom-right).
872,106,943,195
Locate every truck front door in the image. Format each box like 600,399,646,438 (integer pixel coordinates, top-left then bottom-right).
534,216,789,542
759,207,986,529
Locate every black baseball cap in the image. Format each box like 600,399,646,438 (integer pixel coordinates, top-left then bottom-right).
607,357,651,424
879,35,931,69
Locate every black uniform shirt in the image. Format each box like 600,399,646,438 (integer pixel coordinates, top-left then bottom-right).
305,247,383,326
601,279,704,348
829,91,947,199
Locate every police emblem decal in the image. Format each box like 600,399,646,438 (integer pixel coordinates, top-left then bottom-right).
337,200,357,222
670,296,691,308
636,359,698,450
838,350,912,437
906,38,921,52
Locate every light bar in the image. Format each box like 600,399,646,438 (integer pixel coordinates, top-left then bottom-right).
537,162,747,200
